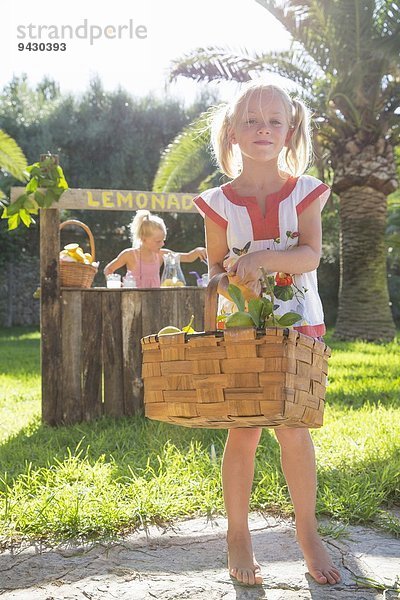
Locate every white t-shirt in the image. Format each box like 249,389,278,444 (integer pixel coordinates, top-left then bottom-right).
193,174,330,338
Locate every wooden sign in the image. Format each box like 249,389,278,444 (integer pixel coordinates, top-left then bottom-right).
10,187,198,213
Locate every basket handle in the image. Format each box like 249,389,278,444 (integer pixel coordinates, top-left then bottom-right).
59,219,96,261
204,272,228,331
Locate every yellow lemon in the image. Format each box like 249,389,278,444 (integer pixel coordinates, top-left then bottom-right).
75,248,86,262
84,253,93,262
158,326,182,335
161,279,174,287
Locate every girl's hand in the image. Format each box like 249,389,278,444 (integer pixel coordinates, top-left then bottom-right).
226,251,265,287
189,246,207,261
195,246,207,261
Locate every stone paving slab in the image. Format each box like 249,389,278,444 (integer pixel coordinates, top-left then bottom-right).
0,513,399,599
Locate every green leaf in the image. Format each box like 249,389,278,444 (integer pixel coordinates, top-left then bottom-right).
34,191,45,205
25,178,38,193
19,208,33,227
227,284,245,312
40,178,56,187
277,312,302,327
265,315,279,327
42,189,57,207
26,164,41,175
274,285,294,301
56,166,69,189
260,297,273,320
24,197,39,214
247,298,263,327
8,213,20,230
6,196,25,216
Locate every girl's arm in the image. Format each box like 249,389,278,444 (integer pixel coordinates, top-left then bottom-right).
103,249,132,277
161,247,207,263
228,200,322,285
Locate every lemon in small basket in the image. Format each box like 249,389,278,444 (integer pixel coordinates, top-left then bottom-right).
74,248,86,263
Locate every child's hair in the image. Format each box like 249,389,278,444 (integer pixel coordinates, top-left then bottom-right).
129,210,167,248
211,80,313,178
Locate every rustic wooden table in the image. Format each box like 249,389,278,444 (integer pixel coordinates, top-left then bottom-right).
57,286,206,424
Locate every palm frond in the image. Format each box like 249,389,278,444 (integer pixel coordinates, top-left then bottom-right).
0,130,28,181
169,46,254,83
169,45,320,89
255,0,338,71
256,0,397,75
374,0,400,55
153,111,213,192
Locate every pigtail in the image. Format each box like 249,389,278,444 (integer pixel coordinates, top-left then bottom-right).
284,98,313,176
129,210,150,247
211,104,239,179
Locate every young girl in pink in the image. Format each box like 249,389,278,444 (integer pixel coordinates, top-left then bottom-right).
103,210,206,287
193,81,341,587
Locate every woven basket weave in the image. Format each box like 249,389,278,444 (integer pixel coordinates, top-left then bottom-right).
60,220,98,288
141,273,331,429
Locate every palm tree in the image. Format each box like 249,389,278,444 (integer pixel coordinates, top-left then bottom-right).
155,1,400,342
0,129,28,189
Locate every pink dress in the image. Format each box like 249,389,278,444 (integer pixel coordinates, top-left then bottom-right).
129,249,161,288
193,174,330,338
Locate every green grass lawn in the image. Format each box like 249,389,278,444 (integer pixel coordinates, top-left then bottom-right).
0,326,399,545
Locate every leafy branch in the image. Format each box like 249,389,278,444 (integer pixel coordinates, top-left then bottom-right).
226,266,304,329
1,154,68,230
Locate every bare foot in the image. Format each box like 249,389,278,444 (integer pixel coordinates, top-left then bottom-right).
227,530,263,586
296,527,341,585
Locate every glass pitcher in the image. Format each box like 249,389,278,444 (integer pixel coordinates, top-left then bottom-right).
161,252,186,287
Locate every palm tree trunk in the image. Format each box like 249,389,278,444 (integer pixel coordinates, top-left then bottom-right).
334,186,395,341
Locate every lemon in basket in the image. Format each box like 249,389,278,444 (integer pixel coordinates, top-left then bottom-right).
74,248,86,263
158,326,181,335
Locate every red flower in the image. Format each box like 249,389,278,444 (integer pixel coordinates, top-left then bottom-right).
275,272,293,286
292,231,299,238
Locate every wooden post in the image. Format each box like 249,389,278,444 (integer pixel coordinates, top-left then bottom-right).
122,292,143,415
40,207,62,425
39,154,62,425
81,290,103,421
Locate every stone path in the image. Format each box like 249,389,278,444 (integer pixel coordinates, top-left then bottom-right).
0,513,399,599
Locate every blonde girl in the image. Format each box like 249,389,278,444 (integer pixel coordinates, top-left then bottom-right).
193,81,341,586
104,210,206,288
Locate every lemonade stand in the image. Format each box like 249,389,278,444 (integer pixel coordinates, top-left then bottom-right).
11,160,205,426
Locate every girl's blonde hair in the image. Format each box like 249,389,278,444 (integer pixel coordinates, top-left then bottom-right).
211,81,313,178
129,210,167,248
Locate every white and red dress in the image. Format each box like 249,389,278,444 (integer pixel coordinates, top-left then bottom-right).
193,174,330,338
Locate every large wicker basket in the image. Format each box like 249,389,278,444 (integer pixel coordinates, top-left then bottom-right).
60,220,98,288
141,273,331,429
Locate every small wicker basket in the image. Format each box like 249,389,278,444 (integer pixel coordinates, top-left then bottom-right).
60,220,98,288
141,273,331,429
